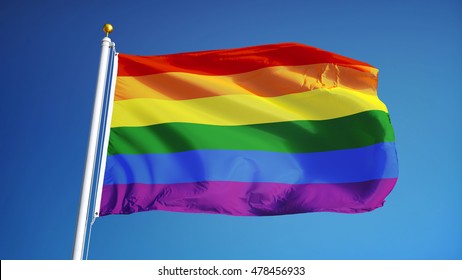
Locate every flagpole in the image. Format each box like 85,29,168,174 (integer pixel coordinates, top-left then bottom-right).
72,24,114,260
94,48,118,218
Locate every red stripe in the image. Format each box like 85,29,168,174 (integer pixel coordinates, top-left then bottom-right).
118,42,374,76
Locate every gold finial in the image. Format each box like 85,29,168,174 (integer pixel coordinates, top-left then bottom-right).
103,24,114,37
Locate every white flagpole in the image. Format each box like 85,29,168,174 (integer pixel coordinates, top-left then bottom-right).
72,24,114,260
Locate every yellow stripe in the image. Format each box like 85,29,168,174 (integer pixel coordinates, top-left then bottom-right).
111,87,388,128
115,64,378,101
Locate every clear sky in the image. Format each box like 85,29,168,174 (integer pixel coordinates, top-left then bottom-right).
0,0,461,260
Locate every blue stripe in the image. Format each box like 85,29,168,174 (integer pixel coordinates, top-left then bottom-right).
103,142,398,185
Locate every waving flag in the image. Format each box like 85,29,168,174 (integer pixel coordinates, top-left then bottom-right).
99,42,398,216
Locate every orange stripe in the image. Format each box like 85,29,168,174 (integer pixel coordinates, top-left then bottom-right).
118,42,374,76
115,63,377,101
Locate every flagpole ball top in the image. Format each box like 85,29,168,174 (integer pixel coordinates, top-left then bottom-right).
103,24,113,36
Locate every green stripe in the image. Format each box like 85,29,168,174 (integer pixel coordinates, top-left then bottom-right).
108,110,395,155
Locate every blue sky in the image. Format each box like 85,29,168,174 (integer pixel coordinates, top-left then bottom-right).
0,0,461,260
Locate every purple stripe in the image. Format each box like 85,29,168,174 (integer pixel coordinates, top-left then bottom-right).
99,178,397,216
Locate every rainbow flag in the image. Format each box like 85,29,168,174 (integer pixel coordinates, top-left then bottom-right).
99,42,398,216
